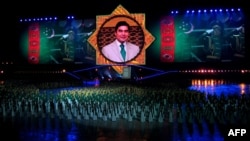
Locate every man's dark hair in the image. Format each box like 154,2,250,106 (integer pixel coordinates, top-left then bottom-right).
115,21,130,31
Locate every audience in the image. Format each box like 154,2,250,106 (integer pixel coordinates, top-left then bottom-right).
0,79,249,128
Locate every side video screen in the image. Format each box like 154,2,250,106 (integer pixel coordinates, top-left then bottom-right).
172,9,245,62
18,19,96,64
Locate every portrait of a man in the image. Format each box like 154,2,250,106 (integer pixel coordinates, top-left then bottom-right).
88,5,155,68
101,21,140,63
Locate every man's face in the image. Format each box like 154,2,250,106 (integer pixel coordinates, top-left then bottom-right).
115,25,129,43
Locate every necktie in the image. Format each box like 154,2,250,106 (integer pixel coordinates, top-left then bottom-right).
120,43,126,61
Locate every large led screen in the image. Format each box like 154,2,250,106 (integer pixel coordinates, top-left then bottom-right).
17,7,246,65
18,19,96,64
173,9,246,63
